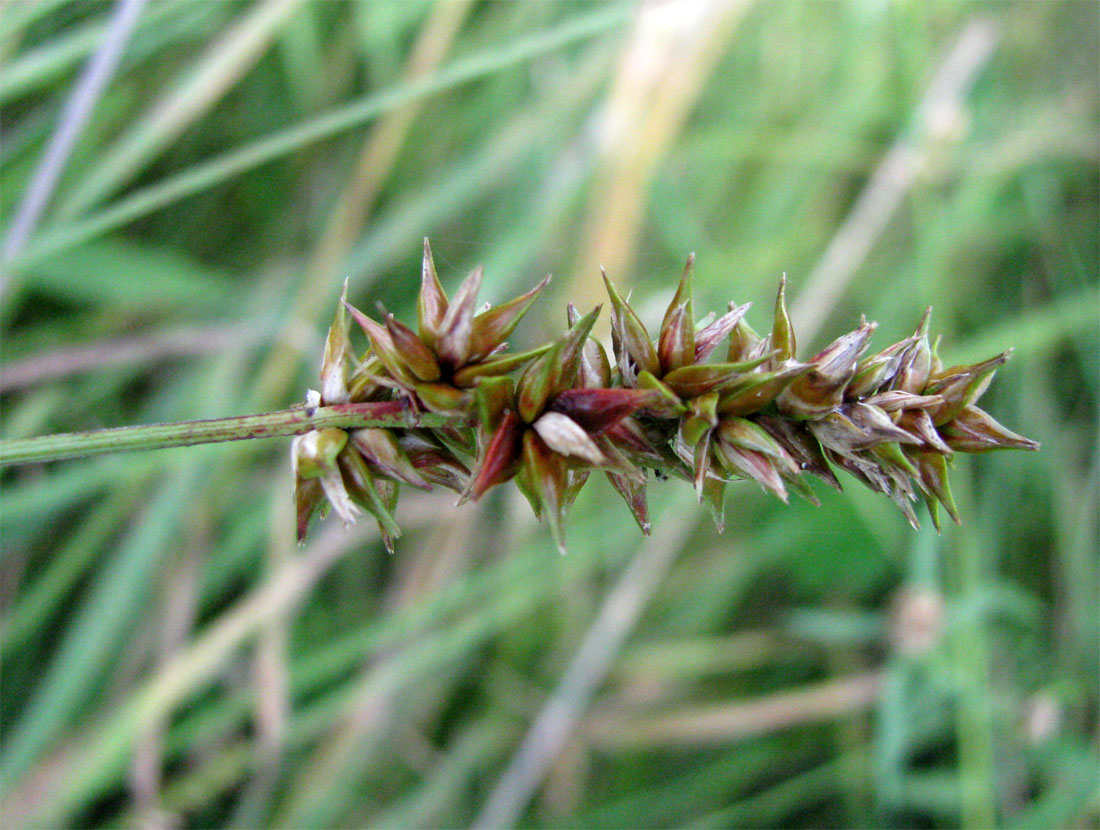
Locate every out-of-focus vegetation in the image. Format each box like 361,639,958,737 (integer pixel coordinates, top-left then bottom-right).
0,1,1096,827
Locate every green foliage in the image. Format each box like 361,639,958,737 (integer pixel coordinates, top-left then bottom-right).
1,1,1096,827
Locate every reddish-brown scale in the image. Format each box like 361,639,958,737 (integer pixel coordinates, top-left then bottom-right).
467,410,524,500
548,388,655,435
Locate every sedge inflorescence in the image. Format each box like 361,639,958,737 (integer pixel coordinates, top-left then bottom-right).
292,239,1038,552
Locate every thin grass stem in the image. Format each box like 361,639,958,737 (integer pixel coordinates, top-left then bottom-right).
0,402,452,466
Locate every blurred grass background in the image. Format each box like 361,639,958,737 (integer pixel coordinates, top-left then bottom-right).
0,0,1097,827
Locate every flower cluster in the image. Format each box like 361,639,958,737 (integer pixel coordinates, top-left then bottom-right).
293,240,1038,552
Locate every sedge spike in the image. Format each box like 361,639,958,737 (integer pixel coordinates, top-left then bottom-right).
287,244,1038,551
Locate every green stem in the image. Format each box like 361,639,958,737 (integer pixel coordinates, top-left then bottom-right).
0,402,453,467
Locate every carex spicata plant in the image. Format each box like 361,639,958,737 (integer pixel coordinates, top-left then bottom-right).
291,240,1038,552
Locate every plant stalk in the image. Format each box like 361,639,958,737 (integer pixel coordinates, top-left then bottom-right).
0,402,452,467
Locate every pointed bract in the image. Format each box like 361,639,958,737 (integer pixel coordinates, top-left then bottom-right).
466,410,524,501
771,275,796,363
451,344,551,387
808,404,918,458
474,375,515,437
634,371,688,416
911,449,960,526
603,270,659,377
861,391,943,412
680,392,719,448
293,428,348,479
603,416,670,466
347,356,389,402
924,351,1011,425
728,317,762,362
385,314,441,382
777,321,877,418
563,468,591,514
844,403,921,446
779,468,822,506
891,308,933,393
468,274,551,361
658,303,693,376
691,429,713,500
337,446,401,539
717,417,800,477
695,302,751,363
522,430,570,554
321,280,352,404
755,415,841,491
848,345,910,399
661,354,773,399
513,467,541,521
400,432,470,492
436,266,483,368
869,440,920,481
701,476,726,532
348,428,432,490
292,430,360,526
896,408,953,455
345,303,417,387
516,306,600,423
415,382,475,416
569,303,614,389
939,405,1040,453
295,476,324,543
417,238,448,347
658,254,695,374
595,433,647,482
607,471,650,534
716,363,811,416
373,477,401,553
713,441,788,502
825,448,890,495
